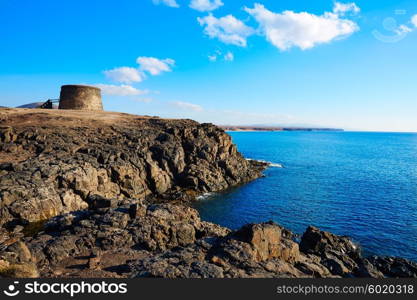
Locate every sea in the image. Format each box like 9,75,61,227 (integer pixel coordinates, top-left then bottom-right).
193,131,417,261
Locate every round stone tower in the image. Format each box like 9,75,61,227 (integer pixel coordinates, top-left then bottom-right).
58,85,103,111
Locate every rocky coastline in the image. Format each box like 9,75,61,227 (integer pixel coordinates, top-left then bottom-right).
0,109,416,278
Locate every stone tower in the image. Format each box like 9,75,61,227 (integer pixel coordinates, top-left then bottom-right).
58,85,103,111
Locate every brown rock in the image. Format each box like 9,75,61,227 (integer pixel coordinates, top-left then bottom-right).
129,203,147,219
233,222,299,263
296,254,332,278
0,109,266,227
366,256,417,278
234,222,282,261
355,259,385,278
2,241,33,264
87,194,118,210
0,263,39,278
300,226,360,260
87,256,101,270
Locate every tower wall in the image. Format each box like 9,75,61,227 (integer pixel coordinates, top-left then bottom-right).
58,85,103,111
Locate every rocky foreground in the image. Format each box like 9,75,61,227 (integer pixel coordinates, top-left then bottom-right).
0,108,416,278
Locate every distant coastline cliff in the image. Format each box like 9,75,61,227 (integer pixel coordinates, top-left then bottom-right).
220,125,344,132
0,108,415,279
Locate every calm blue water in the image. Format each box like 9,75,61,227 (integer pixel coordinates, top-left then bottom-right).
193,131,417,261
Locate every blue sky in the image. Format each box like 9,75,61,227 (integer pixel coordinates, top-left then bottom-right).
1,0,417,131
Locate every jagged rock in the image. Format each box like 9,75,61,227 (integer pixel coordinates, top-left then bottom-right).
128,203,147,219
367,256,417,278
197,221,231,238
0,110,266,227
132,245,224,278
217,222,300,264
0,126,16,143
1,109,416,279
295,254,333,278
299,226,361,276
0,228,11,245
0,263,39,278
300,226,360,260
0,198,413,279
0,240,39,278
87,252,101,270
320,255,351,276
87,194,118,210
355,259,385,278
234,222,282,261
1,241,33,264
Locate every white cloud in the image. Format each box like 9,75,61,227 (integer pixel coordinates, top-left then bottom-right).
136,57,175,75
103,67,144,84
152,0,179,8
171,101,203,111
396,24,413,35
245,3,359,51
197,14,255,47
224,51,234,61
333,2,360,15
390,14,417,36
411,14,417,28
208,50,234,62
190,0,223,12
95,84,147,96
208,54,217,62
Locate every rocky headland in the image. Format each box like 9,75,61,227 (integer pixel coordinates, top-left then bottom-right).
0,108,416,278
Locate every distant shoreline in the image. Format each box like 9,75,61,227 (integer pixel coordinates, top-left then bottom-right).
219,125,344,132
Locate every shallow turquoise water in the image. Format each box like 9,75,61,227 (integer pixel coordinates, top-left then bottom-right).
193,131,417,261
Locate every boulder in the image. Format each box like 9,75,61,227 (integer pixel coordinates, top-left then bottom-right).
233,222,299,263
295,254,333,278
87,194,118,210
355,259,385,278
367,256,417,278
300,226,360,260
299,226,361,276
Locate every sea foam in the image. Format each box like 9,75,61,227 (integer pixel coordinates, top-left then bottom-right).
196,192,216,200
246,158,284,168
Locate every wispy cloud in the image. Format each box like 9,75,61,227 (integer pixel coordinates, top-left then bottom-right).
95,84,148,96
208,50,234,62
396,24,413,35
245,3,359,51
224,51,234,61
190,0,223,12
171,101,203,111
103,67,145,84
333,2,360,16
152,0,179,8
198,14,255,47
136,57,175,75
411,14,417,28
208,54,217,62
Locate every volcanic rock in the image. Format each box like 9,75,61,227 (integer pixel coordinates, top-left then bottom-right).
0,109,416,279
